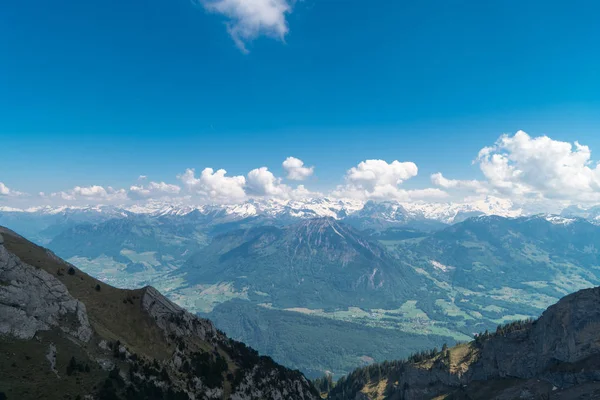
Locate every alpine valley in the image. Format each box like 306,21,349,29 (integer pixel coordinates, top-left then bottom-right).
2,197,600,380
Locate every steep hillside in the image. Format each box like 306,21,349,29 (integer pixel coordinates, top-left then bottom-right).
208,300,455,379
327,286,600,399
0,226,318,400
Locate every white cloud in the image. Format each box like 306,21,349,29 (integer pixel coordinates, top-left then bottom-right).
176,166,317,203
129,181,182,200
246,167,321,200
50,185,127,202
246,167,291,198
0,182,11,196
290,184,319,199
198,0,293,53
13,132,600,211
178,168,247,203
0,182,26,197
433,131,600,206
346,160,418,190
476,131,600,201
332,159,447,201
431,173,487,193
282,157,314,181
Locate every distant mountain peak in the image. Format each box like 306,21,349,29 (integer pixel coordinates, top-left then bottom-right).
6,197,600,228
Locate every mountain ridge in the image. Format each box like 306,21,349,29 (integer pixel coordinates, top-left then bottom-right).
0,196,527,225
0,226,319,400
326,285,600,399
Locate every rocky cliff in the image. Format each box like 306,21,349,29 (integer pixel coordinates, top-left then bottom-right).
0,226,319,400
327,286,600,400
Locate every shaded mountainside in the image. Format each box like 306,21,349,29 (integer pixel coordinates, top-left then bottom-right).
48,216,210,272
0,226,318,400
326,286,600,400
396,215,600,299
179,218,424,309
207,300,453,379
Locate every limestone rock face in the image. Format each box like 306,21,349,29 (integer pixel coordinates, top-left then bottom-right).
142,286,217,341
0,234,93,341
472,287,600,382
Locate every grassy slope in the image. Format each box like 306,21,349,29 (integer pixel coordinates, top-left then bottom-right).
2,227,171,361
2,226,316,399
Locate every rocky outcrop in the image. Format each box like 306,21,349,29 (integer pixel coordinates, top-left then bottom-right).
329,286,600,399
142,285,318,399
142,285,217,341
471,287,600,382
0,226,319,400
0,233,92,341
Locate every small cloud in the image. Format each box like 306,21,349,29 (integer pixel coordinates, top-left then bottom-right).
129,182,181,200
178,167,247,203
283,157,314,181
247,166,291,198
430,172,487,193
196,0,293,53
0,182,11,196
50,185,127,202
0,182,26,197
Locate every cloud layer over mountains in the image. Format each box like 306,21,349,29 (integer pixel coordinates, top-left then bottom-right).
3,131,600,212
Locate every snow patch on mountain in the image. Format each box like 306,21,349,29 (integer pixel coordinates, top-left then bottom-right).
3,196,595,226
430,260,454,272
400,196,522,224
545,215,576,225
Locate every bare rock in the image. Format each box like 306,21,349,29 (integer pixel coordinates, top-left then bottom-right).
0,241,92,341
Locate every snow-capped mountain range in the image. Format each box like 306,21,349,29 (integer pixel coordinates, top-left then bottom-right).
0,195,554,225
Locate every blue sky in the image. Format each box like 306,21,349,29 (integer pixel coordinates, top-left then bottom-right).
1,0,600,208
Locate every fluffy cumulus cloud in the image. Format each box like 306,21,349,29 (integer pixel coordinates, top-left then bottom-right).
0,182,18,197
247,167,289,197
346,160,418,190
128,182,181,200
175,165,317,203
11,131,600,210
430,173,487,193
0,182,27,198
198,0,293,53
433,130,600,206
478,131,600,201
50,185,127,202
246,167,316,199
332,159,447,201
178,168,247,203
282,157,314,181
